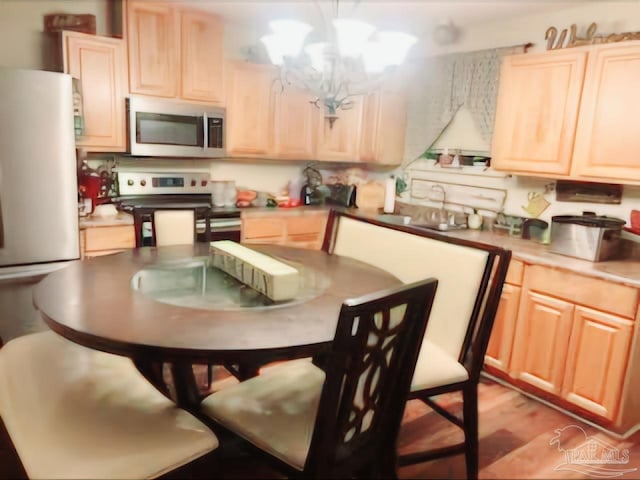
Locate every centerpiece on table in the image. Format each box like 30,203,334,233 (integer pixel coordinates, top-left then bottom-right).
209,241,299,301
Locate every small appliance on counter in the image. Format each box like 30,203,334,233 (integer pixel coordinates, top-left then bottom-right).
549,212,626,262
521,218,549,243
325,184,356,207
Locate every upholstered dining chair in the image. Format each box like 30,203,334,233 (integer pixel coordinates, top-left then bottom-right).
199,278,439,478
154,209,197,246
151,208,220,391
322,210,511,479
0,331,220,479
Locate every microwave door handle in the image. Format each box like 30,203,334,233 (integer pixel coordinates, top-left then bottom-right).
0,172,4,248
202,113,208,152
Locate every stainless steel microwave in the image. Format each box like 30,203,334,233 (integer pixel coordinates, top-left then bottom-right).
126,97,225,158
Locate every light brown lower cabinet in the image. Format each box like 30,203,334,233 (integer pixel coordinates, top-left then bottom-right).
241,210,328,250
80,225,135,258
485,262,640,434
484,260,523,372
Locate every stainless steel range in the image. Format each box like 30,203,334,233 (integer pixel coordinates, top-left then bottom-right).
116,170,240,247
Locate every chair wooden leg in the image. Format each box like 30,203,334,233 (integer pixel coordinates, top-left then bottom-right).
462,384,479,480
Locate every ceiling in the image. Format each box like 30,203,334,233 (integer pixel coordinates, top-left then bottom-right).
184,0,584,38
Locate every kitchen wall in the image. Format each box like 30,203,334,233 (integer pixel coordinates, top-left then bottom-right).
403,0,640,224
0,0,110,69
3,0,640,217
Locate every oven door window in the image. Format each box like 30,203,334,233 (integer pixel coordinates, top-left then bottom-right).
136,112,203,147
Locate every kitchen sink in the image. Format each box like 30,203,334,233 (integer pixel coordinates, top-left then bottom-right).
376,214,467,232
411,223,468,232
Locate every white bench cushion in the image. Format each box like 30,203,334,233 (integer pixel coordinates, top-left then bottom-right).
0,332,219,480
201,359,325,471
332,216,489,360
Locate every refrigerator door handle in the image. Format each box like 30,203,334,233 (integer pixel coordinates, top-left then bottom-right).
0,170,4,248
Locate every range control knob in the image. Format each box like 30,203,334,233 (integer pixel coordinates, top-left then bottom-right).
201,180,208,187
191,179,197,187
140,179,146,187
127,179,134,186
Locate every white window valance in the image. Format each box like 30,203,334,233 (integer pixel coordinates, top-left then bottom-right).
403,44,529,165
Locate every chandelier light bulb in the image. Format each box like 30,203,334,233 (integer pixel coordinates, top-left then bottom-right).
267,19,312,58
376,31,418,66
332,19,375,57
305,43,328,73
260,34,286,65
362,41,388,74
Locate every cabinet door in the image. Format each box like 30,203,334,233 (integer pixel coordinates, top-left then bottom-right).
562,306,633,420
63,32,126,152
316,100,362,161
491,49,587,176
572,41,640,181
180,9,224,104
285,214,328,250
485,284,521,373
241,217,286,244
127,1,177,97
511,291,574,395
360,89,407,165
272,85,316,159
226,62,277,156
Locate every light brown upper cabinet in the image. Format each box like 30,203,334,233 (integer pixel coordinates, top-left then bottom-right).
126,1,176,97
272,84,317,160
491,48,587,176
61,31,127,152
492,40,640,184
226,61,277,156
179,9,224,103
225,60,407,164
359,87,408,165
315,99,363,161
571,41,640,181
126,1,224,104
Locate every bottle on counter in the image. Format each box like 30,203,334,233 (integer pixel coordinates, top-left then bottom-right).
383,175,396,214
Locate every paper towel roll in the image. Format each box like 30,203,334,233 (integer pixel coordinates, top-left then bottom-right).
383,176,396,213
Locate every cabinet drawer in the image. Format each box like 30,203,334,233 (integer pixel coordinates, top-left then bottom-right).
286,214,327,235
242,218,286,239
525,265,638,319
84,226,135,252
505,259,524,285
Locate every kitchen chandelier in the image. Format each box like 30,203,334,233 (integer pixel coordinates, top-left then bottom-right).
260,1,417,126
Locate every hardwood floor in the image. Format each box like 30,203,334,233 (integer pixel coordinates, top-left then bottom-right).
2,374,639,479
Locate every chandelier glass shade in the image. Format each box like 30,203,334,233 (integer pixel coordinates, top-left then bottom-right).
260,15,417,121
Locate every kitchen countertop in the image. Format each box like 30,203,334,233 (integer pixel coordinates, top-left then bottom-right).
78,212,134,229
78,205,640,288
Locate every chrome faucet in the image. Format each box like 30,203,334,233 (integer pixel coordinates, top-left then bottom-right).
429,184,446,210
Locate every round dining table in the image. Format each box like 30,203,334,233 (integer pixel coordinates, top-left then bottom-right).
33,243,401,408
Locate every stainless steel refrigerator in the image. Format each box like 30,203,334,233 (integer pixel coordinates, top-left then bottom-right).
0,67,79,343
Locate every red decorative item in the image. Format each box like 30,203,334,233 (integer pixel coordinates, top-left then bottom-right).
631,210,640,230
44,14,96,34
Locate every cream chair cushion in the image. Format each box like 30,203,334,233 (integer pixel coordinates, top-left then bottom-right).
154,210,195,246
0,331,219,480
201,359,325,471
411,340,470,391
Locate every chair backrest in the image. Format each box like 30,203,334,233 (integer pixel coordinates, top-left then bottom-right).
305,277,438,476
153,210,196,246
323,210,511,381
